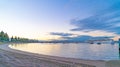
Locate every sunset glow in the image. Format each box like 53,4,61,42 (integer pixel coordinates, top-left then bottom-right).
0,0,120,41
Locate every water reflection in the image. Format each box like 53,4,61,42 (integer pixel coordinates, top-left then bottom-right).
9,43,119,60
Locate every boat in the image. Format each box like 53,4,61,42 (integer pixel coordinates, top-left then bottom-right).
97,42,101,45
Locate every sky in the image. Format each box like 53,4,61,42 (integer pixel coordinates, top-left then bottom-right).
0,0,120,40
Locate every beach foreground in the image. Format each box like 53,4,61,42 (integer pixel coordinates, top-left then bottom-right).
0,49,104,67
1,49,82,67
0,44,119,67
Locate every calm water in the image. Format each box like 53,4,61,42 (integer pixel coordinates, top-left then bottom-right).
9,43,120,60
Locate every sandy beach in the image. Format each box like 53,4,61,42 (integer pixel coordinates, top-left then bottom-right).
0,44,106,67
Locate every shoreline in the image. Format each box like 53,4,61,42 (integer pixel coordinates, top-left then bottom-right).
0,44,112,67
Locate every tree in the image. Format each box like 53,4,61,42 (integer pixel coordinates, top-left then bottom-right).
4,33,9,41
0,31,9,42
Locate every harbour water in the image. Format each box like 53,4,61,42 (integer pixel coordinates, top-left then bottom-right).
9,43,120,60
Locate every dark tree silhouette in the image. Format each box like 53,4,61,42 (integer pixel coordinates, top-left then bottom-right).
0,31,9,42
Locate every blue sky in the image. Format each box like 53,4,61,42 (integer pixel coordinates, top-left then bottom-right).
0,0,120,40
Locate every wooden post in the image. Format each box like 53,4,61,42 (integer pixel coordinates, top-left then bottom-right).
118,38,120,59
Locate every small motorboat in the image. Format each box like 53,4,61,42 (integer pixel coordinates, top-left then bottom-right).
97,42,101,45
90,42,94,44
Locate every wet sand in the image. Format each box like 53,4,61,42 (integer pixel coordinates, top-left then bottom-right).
0,44,106,67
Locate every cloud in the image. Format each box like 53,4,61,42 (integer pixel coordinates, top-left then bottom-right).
50,32,74,37
55,35,113,42
61,35,92,41
70,3,120,34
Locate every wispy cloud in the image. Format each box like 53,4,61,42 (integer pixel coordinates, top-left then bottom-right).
49,3,120,41
50,32,74,37
70,3,120,34
57,35,113,42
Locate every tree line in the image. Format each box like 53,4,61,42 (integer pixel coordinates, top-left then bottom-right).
0,31,38,43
